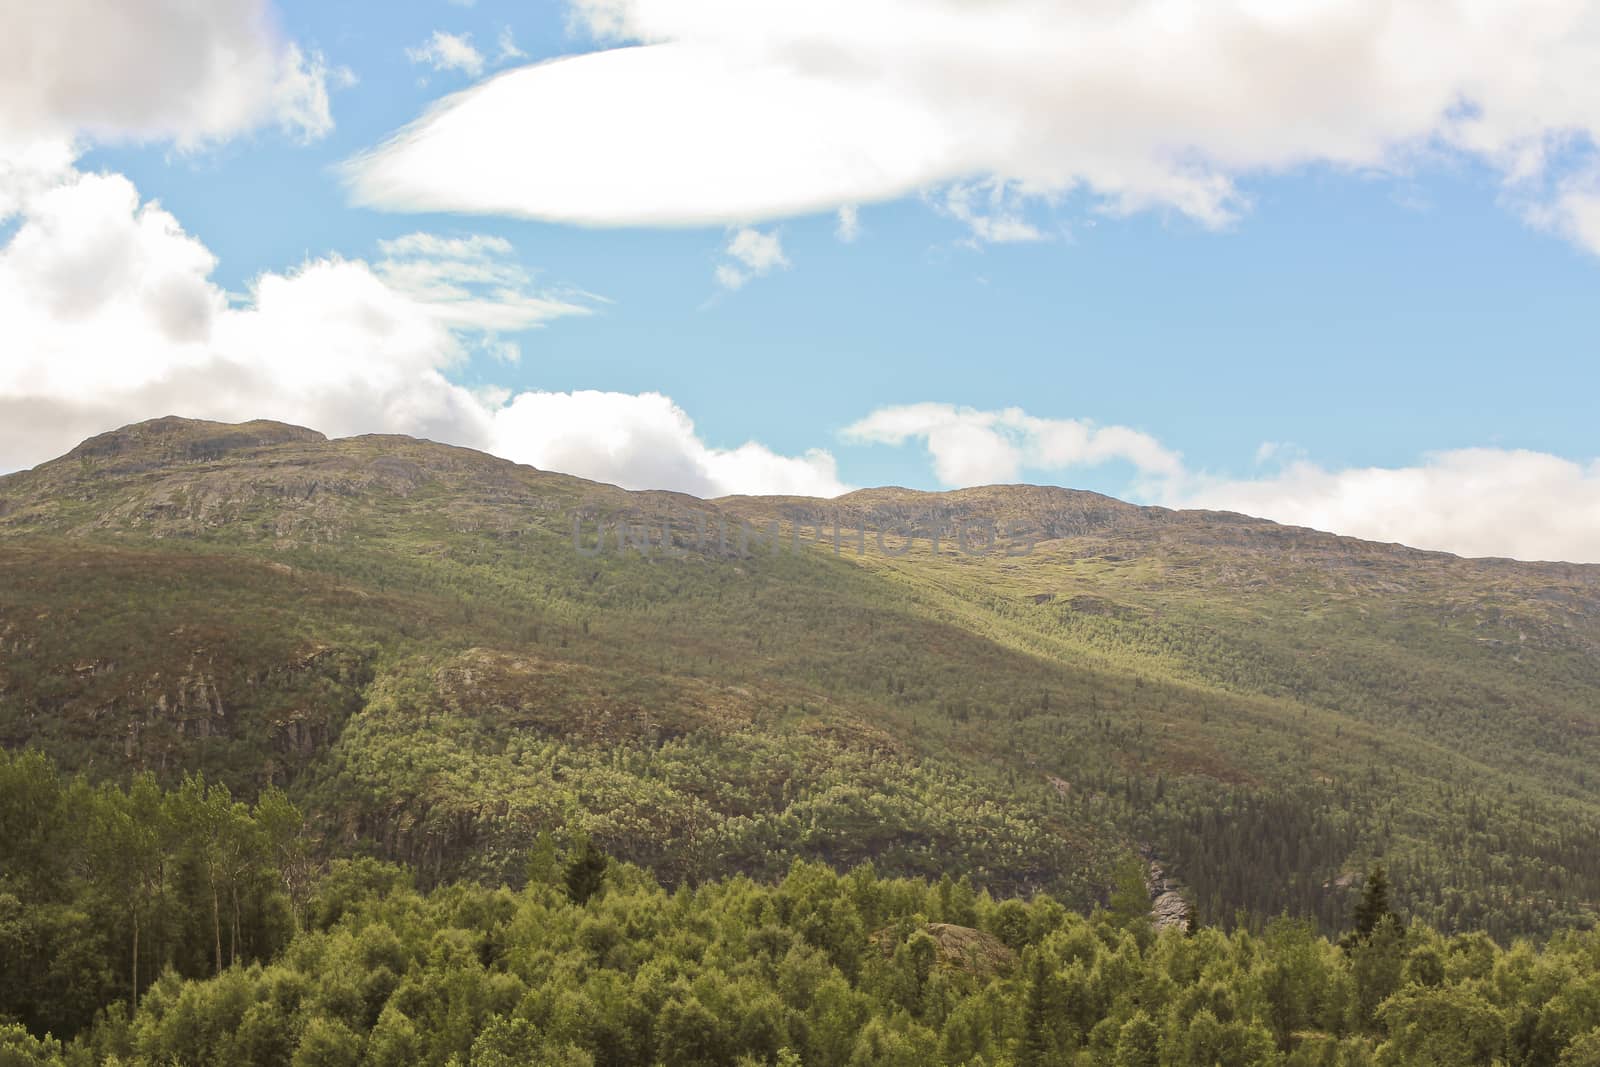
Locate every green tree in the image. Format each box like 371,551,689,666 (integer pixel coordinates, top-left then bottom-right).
1349,866,1401,944
91,774,169,1013
0,1023,67,1067
1563,1029,1600,1067
1113,1010,1160,1067
1375,985,1505,1066
525,830,560,888
292,1016,363,1067
1108,855,1151,937
563,837,608,907
1018,949,1064,1066
257,787,314,933
1351,916,1407,1030
657,996,731,1066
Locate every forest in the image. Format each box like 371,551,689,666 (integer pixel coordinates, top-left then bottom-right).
6,748,1600,1067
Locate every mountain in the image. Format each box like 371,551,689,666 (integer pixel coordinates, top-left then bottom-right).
3,416,1599,938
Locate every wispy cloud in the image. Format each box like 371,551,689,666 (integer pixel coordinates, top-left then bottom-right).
714,226,788,290
936,181,1045,245
406,30,485,78
496,27,527,63
835,205,860,243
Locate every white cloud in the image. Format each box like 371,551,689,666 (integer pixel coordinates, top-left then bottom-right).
727,227,787,271
715,226,788,289
346,0,1600,254
936,181,1046,245
1171,450,1600,564
844,403,1184,488
407,31,487,78
0,0,340,148
373,231,595,340
0,155,845,500
0,160,570,466
490,391,847,497
848,402,1600,563
835,205,860,243
1525,168,1600,251
497,28,528,63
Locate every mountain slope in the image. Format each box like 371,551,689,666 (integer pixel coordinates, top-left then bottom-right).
2,417,1598,938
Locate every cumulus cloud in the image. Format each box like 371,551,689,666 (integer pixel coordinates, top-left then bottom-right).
490,391,847,496
1169,450,1600,564
0,155,845,499
347,0,1600,253
844,403,1184,488
0,167,555,462
0,0,342,147
848,402,1600,563
714,226,787,289
407,31,487,79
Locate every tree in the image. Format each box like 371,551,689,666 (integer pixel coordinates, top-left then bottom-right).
1563,1029,1600,1067
1113,1011,1160,1067
215,794,265,967
1348,865,1401,944
91,775,168,1012
524,830,559,889
563,836,608,906
657,996,731,1066
1108,855,1151,942
292,1016,362,1067
1375,985,1506,1066
0,1022,67,1067
1352,915,1407,1029
257,788,314,933
170,775,231,974
1018,950,1063,1066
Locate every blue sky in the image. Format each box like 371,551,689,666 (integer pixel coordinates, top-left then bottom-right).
2,0,1598,561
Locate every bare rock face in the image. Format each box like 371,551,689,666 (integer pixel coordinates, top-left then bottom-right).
1152,890,1191,933
870,922,1017,976
1144,852,1193,933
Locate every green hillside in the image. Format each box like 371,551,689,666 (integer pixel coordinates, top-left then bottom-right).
3,416,1600,945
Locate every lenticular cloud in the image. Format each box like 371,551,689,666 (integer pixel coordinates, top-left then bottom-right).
347,0,1600,250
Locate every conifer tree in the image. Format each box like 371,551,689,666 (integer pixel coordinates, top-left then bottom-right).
1349,865,1401,943
563,836,608,906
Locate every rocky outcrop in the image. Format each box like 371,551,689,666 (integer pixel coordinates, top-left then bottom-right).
1143,851,1192,933
870,922,1017,976
1152,890,1190,932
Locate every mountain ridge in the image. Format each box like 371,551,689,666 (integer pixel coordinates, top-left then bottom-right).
3,416,1600,939
9,415,1593,573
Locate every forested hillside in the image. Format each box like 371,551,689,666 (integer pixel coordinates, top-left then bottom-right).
3,417,1600,1061
6,749,1600,1066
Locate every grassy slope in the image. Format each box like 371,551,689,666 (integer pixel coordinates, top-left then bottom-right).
2,418,1598,937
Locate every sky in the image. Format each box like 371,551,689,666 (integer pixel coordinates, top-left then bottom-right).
1,0,1598,563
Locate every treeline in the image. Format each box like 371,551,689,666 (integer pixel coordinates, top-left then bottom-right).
1138,778,1600,941
0,749,311,1038
7,752,1600,1065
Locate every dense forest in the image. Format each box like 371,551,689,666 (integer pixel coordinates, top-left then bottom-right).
6,749,1600,1066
